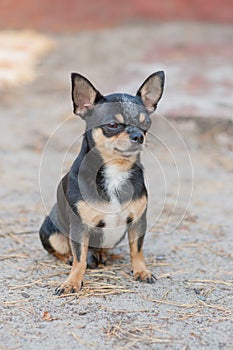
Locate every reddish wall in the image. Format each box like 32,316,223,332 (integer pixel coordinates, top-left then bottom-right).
0,0,232,31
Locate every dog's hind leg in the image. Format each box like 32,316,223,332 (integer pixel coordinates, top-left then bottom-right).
39,215,71,263
87,248,108,268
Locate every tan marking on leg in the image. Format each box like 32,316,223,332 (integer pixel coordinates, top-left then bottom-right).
128,227,154,282
56,236,89,294
139,113,145,123
129,240,152,281
77,201,104,227
49,233,71,255
127,196,147,224
115,113,124,123
53,251,72,263
99,248,108,264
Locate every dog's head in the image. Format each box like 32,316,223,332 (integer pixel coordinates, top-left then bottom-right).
71,72,165,161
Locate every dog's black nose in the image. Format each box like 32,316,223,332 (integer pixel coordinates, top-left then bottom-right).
129,131,144,144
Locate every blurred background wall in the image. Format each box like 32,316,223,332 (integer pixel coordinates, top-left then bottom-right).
0,0,232,31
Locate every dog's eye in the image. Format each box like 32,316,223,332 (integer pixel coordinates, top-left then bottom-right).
106,122,119,129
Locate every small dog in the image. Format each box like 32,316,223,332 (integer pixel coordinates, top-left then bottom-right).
39,71,165,295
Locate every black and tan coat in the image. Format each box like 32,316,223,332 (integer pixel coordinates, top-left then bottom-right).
39,71,165,295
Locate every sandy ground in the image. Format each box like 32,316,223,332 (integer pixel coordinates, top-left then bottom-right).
0,23,233,349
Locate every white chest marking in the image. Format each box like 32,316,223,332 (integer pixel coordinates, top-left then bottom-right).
104,164,130,201
101,165,130,247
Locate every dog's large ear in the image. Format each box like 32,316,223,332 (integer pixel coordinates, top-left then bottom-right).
136,71,165,113
71,73,104,117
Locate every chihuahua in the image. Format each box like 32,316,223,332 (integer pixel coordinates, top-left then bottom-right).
39,71,165,295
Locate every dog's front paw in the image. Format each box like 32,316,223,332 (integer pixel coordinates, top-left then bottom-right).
133,269,156,284
54,280,83,295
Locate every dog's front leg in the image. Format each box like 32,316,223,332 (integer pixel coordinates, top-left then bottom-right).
55,218,89,295
128,211,156,284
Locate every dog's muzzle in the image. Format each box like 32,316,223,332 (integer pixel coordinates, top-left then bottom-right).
125,126,144,145
129,131,144,144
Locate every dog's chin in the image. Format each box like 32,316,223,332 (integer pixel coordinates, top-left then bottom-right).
114,147,141,158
